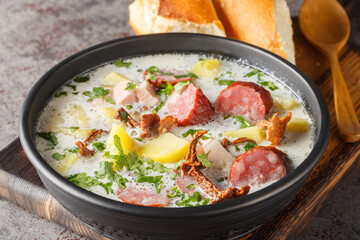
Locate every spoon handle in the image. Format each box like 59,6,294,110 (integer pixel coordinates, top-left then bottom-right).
328,51,360,142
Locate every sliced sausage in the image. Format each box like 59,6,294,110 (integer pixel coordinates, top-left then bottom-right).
116,187,170,207
214,81,273,122
167,83,214,126
144,70,192,88
230,146,287,186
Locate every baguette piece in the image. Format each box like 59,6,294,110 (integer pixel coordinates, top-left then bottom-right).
213,0,295,64
129,0,226,37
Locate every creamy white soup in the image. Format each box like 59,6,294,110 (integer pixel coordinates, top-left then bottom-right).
35,54,314,207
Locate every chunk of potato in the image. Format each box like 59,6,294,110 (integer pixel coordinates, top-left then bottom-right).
138,133,189,163
191,59,220,79
273,96,299,110
287,118,310,132
102,72,129,86
225,127,266,143
57,153,79,175
98,107,117,122
106,125,134,155
67,105,88,126
54,127,90,138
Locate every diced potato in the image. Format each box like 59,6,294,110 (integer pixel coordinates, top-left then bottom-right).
287,118,310,132
54,127,90,138
225,126,266,143
138,133,189,163
57,153,79,175
106,125,134,155
102,72,129,86
273,96,299,110
67,105,88,126
98,107,117,122
191,59,220,79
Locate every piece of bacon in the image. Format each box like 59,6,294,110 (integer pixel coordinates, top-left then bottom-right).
180,130,250,204
84,129,107,146
114,107,140,128
140,113,160,138
256,112,292,145
158,116,178,135
76,141,95,157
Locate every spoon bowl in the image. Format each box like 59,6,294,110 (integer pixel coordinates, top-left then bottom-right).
299,0,360,142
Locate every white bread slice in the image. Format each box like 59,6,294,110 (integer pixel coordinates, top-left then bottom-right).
213,0,295,64
129,0,226,37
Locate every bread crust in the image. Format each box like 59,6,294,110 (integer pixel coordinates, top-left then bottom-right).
129,0,225,36
213,0,294,63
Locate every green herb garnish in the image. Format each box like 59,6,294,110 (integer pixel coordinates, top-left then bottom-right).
217,177,225,183
135,174,163,193
66,173,100,189
52,152,66,161
174,80,191,93
124,82,136,90
54,91,67,98
67,147,79,153
66,84,77,91
257,80,279,91
186,184,198,189
153,101,165,113
182,129,211,140
197,152,211,168
244,142,257,151
218,80,235,86
114,58,132,68
224,112,232,120
158,81,174,96
174,159,186,171
70,126,79,132
234,116,251,128
104,95,115,104
93,142,106,152
74,76,90,83
174,72,198,79
36,132,58,146
126,105,133,110
83,87,110,101
244,69,260,78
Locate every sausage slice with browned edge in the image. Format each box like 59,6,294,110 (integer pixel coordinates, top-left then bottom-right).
167,83,214,126
214,81,273,122
230,146,287,186
117,187,170,207
144,70,193,88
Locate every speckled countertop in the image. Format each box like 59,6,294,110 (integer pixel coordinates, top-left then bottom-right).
0,0,359,239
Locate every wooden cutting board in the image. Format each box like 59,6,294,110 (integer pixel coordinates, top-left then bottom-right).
0,19,359,240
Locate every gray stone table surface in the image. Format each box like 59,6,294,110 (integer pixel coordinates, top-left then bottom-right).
0,0,358,239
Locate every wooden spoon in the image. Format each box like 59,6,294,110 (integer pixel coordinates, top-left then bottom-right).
299,0,360,142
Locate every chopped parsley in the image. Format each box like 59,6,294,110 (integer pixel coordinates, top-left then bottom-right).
114,58,132,68
234,116,251,128
66,84,77,91
244,69,260,78
135,137,142,142
104,95,115,104
224,112,232,120
126,105,133,110
124,82,136,90
36,132,58,146
244,142,257,151
153,101,165,113
72,92,79,95
70,126,79,132
119,109,127,122
234,145,241,152
182,129,211,140
216,177,225,183
52,152,66,161
197,152,211,168
74,75,90,83
146,66,161,74
174,80,191,93
146,160,173,174
66,173,100,189
135,174,163,193
174,72,198,79
145,73,156,81
218,80,235,86
176,192,210,207
186,184,198,189
67,147,79,153
54,91,67,98
93,142,106,152
166,186,183,198
257,80,279,91
174,159,186,171
95,161,128,189
158,82,174,96
99,182,114,194
83,87,110,101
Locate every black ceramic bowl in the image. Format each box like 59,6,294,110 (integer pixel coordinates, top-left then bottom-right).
19,34,330,240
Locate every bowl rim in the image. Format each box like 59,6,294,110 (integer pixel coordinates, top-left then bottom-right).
19,33,330,219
